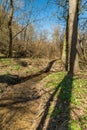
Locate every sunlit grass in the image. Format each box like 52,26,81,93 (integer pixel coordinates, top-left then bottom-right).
44,72,87,130
13,65,20,71
0,58,11,65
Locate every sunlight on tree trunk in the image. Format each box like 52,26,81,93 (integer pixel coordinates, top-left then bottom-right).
68,0,80,75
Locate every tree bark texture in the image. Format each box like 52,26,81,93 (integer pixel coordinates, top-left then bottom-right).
8,0,14,57
68,0,79,75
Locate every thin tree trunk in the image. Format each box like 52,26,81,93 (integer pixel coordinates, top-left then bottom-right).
65,14,69,71
8,0,14,58
61,15,69,71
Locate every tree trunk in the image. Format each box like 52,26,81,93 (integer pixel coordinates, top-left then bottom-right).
61,34,66,66
61,15,69,71
65,14,69,71
8,0,14,58
68,0,79,75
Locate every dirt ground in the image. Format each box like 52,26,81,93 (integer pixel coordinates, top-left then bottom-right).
0,58,87,130
0,58,62,130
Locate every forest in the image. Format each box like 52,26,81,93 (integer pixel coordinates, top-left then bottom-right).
0,0,87,130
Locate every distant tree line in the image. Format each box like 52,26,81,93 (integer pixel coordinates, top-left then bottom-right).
0,0,87,74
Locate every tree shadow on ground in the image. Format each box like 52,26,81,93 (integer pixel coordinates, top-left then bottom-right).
0,60,57,130
0,59,57,85
0,81,40,130
0,60,55,130
0,93,40,130
0,94,40,107
36,74,73,130
36,3,78,128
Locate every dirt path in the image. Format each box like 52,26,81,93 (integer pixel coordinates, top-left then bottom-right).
0,58,62,130
0,72,49,130
0,71,87,130
1,59,86,130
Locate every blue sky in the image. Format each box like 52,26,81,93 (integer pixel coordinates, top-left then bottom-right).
13,0,87,39
0,0,87,38
14,0,65,39
31,0,66,38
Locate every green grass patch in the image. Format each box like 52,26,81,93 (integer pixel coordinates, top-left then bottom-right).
45,72,66,88
0,58,11,65
69,120,82,130
47,106,62,118
4,71,10,75
43,72,87,129
13,65,20,70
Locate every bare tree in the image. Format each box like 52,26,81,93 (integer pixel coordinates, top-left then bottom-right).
8,0,14,57
52,27,62,59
